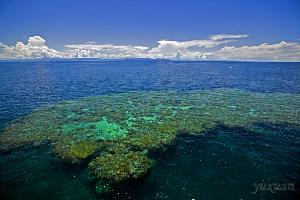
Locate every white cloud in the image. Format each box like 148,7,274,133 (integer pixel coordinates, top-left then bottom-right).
147,37,239,59
149,39,228,53
0,34,299,61
0,36,67,59
28,36,46,46
214,41,300,61
64,43,149,58
210,34,248,41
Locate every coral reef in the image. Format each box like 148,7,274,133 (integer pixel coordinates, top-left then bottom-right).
126,131,176,150
89,151,154,184
1,88,300,194
53,140,101,165
61,117,127,141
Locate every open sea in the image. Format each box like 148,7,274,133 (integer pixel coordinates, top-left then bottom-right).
0,60,299,200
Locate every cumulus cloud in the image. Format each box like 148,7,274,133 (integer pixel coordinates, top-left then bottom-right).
0,36,67,59
28,36,46,46
0,34,299,61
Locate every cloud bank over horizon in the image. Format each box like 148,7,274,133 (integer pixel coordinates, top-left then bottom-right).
1,34,300,61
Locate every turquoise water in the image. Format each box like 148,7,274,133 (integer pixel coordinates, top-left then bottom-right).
0,60,300,199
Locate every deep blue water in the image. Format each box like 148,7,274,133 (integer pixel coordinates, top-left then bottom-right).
0,60,300,199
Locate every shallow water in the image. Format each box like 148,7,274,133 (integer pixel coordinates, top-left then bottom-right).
0,60,300,199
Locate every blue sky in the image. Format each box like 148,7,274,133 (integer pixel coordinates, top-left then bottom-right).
0,0,300,61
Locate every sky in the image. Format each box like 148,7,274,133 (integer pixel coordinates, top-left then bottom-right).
0,0,300,61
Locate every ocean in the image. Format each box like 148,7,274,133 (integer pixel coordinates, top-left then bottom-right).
0,60,299,200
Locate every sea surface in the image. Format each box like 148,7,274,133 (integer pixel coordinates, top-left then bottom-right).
0,60,299,200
